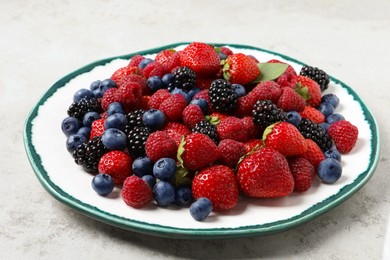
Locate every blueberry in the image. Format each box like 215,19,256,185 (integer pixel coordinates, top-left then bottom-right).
324,148,342,162
104,113,128,131
318,102,334,118
326,113,345,124
66,134,87,153
90,80,102,92
138,58,153,70
190,98,208,114
142,109,166,130
101,128,127,150
319,122,330,132
100,79,117,92
190,197,212,221
142,175,156,189
91,173,114,196
74,88,95,102
162,73,174,89
147,76,164,92
218,52,227,60
286,111,302,127
321,94,339,109
107,102,125,116
82,111,100,127
318,158,342,184
153,181,175,207
187,87,201,99
232,84,246,97
132,156,154,177
171,88,190,103
61,116,81,137
175,186,193,206
153,158,177,181
77,126,91,139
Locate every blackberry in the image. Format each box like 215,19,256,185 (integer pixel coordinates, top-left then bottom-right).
298,118,333,151
192,120,219,144
208,79,237,113
72,136,107,174
67,98,102,121
172,66,197,91
125,109,145,135
252,100,287,128
127,126,151,157
300,65,330,92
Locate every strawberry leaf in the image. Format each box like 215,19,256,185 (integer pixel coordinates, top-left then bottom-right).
251,63,288,84
177,136,186,166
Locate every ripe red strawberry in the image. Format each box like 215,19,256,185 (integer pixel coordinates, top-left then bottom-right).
116,81,142,112
90,118,105,139
180,42,220,78
288,157,315,192
121,175,152,208
328,120,359,154
142,61,166,78
182,104,204,128
277,87,306,112
220,46,233,56
98,150,133,185
216,116,248,142
159,94,188,121
296,75,322,107
300,106,325,124
155,49,181,72
179,133,218,171
192,165,239,211
250,81,282,104
163,122,191,146
101,87,119,111
128,54,145,67
217,139,246,168
223,53,260,85
111,66,139,83
148,89,171,109
145,131,178,162
243,139,264,154
268,59,297,89
263,122,307,157
237,147,294,198
302,138,325,169
241,116,263,139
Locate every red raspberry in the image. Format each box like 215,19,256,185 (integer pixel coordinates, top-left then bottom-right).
159,94,188,121
328,120,359,154
209,112,229,123
216,116,248,142
234,94,258,118
182,104,204,128
111,66,139,84
148,89,171,109
196,78,213,90
302,139,325,170
193,89,212,112
121,175,152,208
288,157,315,192
142,61,166,78
163,122,191,146
101,88,119,111
241,116,263,139
217,139,246,168
137,95,151,110
268,59,297,89
243,139,264,153
116,81,142,113
90,119,105,139
117,74,148,95
250,81,282,104
98,151,133,185
300,106,325,124
100,111,108,119
145,131,178,162
128,55,145,67
155,49,181,72
277,87,306,112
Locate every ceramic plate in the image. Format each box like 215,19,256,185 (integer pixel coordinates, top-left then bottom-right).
24,43,380,239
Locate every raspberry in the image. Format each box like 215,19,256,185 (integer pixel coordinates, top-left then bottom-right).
159,94,188,121
277,87,306,112
328,120,358,154
90,118,106,139
196,78,213,90
121,175,152,208
148,89,171,109
98,150,133,185
111,66,139,83
268,59,297,89
217,139,246,168
241,116,263,139
117,73,148,95
182,104,204,128
116,81,142,113
193,89,212,112
288,157,314,192
128,55,145,67
234,94,258,118
142,62,165,78
145,131,178,162
250,81,282,104
101,88,118,111
216,116,248,142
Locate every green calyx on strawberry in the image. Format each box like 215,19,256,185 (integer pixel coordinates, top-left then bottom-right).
204,115,220,125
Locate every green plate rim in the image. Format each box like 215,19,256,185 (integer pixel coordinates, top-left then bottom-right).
23,42,380,239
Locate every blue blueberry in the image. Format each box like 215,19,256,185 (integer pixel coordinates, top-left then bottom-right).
326,113,345,124
318,158,342,184
142,109,166,130
286,111,302,127
153,158,177,181
61,116,81,137
321,94,339,109
190,98,208,114
82,111,100,127
107,102,125,116
147,76,164,92
218,52,227,60
142,175,156,189
74,88,95,102
162,73,174,88
324,148,342,162
132,156,154,177
153,181,175,207
91,173,114,196
232,84,246,97
171,88,190,103
175,186,193,206
66,134,87,153
101,128,127,150
90,80,102,92
317,102,334,118
138,58,153,70
319,122,330,132
104,113,127,131
77,127,91,139
190,197,212,221
100,79,117,92
187,87,201,99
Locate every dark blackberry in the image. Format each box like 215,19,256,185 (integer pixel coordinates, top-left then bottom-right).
192,120,219,144
252,100,287,128
127,126,151,157
125,109,145,135
298,118,333,151
208,79,238,113
172,66,197,91
67,98,103,121
72,136,107,174
300,65,330,92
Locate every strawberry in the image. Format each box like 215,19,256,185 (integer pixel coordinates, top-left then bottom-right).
148,89,171,109
241,116,263,139
111,66,139,83
302,138,325,169
142,61,166,78
90,118,105,139
300,106,325,124
217,139,246,168
220,46,233,56
250,81,282,104
216,116,248,142
179,133,218,171
268,59,297,89
101,87,119,111
296,75,322,107
128,54,145,67
180,42,220,78
121,175,152,208
155,49,181,72
182,104,204,128
237,147,294,198
196,78,214,90
243,139,264,154
277,87,306,112
209,112,229,123
263,122,307,157
288,157,315,192
145,131,178,162
192,165,239,211
159,94,188,121
98,150,133,185
328,120,359,154
223,53,260,85
163,122,191,146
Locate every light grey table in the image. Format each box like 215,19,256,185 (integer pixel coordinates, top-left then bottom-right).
1,1,389,259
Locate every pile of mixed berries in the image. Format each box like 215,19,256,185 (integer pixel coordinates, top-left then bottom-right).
61,42,359,221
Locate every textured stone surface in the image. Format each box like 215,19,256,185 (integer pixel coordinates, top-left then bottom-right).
1,0,389,259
